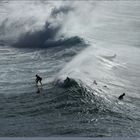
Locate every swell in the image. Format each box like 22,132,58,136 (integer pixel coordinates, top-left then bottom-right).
54,77,140,120
1,77,134,120
1,77,140,137
0,79,107,118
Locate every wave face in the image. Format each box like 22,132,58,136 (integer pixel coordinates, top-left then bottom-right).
0,0,140,137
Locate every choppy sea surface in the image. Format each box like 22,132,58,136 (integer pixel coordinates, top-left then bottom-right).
0,0,140,137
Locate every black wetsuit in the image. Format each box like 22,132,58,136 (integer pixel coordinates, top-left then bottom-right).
118,93,125,100
36,75,42,85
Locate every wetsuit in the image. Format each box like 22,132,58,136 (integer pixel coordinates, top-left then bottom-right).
118,93,125,100
36,75,42,85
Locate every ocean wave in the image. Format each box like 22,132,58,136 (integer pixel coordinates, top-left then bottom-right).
9,20,86,49
13,30,85,49
54,76,140,120
0,1,88,49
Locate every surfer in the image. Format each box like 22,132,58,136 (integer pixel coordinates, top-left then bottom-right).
93,80,97,85
65,77,70,83
118,93,125,100
36,74,42,86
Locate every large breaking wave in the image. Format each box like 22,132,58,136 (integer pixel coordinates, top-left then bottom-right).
0,1,86,49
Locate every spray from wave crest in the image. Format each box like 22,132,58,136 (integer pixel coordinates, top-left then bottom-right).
0,1,86,48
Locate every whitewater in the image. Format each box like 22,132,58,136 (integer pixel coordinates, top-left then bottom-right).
0,0,140,137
